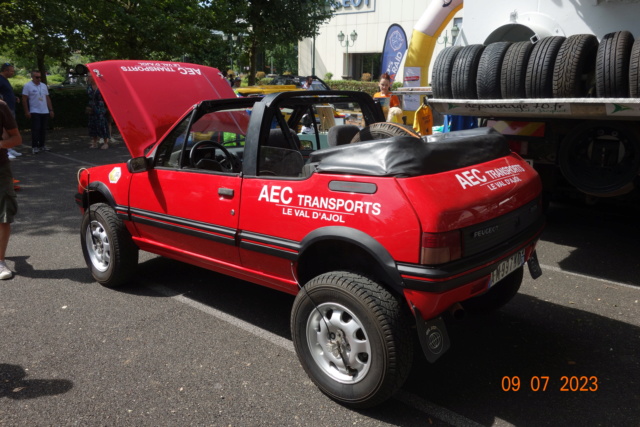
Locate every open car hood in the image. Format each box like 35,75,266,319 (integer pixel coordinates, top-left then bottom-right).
87,60,235,158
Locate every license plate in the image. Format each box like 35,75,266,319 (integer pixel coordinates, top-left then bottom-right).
490,249,525,287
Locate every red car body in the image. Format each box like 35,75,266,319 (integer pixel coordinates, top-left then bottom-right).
76,60,544,408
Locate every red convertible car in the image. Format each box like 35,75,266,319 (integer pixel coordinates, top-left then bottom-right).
76,60,544,408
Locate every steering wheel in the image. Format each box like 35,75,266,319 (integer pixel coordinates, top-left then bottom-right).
189,140,240,172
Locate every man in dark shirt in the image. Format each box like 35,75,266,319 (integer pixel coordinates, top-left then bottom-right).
0,63,17,113
0,63,23,159
0,100,22,279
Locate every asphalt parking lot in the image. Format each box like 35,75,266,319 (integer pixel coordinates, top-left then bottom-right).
0,128,638,426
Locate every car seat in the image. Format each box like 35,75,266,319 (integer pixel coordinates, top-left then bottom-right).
327,125,360,146
259,128,304,177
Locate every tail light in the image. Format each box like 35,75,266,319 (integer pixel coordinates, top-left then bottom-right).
421,230,462,265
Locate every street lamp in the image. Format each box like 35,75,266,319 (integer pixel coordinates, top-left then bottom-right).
437,24,460,47
338,30,358,79
222,33,238,74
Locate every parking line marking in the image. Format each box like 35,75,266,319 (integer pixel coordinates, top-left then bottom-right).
540,264,639,290
148,283,481,426
148,284,294,352
44,151,100,167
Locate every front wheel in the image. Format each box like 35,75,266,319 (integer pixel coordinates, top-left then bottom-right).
81,203,138,288
290,272,413,408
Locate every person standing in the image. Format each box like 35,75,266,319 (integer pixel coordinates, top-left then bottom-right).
86,74,110,149
373,72,401,121
0,100,22,279
0,63,23,159
22,70,54,154
373,72,400,108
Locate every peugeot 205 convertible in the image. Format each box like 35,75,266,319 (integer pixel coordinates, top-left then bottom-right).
76,60,544,408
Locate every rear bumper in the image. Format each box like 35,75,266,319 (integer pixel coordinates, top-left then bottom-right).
400,220,544,320
399,218,544,292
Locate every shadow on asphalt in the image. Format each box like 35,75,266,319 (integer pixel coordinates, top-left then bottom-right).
111,256,639,426
0,364,73,400
540,200,640,286
7,255,95,283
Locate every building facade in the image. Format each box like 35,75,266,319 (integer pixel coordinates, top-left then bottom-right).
298,0,462,83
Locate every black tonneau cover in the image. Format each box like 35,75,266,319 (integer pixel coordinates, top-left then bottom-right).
309,128,511,177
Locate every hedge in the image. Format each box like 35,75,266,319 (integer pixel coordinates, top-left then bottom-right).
13,86,89,130
9,80,400,130
326,80,404,97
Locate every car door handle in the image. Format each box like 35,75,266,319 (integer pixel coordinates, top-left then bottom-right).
218,188,234,197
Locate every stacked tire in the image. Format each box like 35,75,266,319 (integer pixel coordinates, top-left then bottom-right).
431,31,640,198
431,30,640,99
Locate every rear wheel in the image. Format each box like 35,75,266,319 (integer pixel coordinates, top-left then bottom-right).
290,272,413,408
81,203,138,288
462,267,523,314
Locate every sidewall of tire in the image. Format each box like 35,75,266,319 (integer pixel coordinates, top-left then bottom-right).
290,273,411,408
81,203,138,288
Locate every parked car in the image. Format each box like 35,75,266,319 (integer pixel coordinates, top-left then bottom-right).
50,64,89,90
49,74,88,90
76,60,544,408
235,75,330,96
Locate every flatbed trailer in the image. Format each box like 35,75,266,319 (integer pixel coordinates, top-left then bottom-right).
396,87,640,202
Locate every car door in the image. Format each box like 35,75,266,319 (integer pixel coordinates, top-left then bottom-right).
128,105,249,270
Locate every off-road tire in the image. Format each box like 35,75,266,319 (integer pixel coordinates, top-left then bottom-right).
553,34,598,98
432,46,463,99
526,36,566,98
452,44,485,99
596,31,634,97
477,42,512,99
290,271,413,408
462,266,524,314
351,122,420,143
501,41,535,98
81,203,139,288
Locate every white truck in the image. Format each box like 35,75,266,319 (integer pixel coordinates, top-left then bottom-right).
399,0,640,203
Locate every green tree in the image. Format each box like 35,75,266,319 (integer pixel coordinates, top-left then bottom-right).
69,0,219,61
0,1,75,83
213,0,334,84
265,43,299,75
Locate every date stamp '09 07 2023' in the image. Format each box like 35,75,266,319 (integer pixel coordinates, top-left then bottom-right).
501,376,599,392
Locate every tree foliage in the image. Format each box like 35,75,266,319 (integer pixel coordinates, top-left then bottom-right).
69,0,219,61
0,0,75,83
211,0,334,84
0,0,335,83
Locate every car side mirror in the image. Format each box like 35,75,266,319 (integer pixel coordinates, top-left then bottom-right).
127,156,151,173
